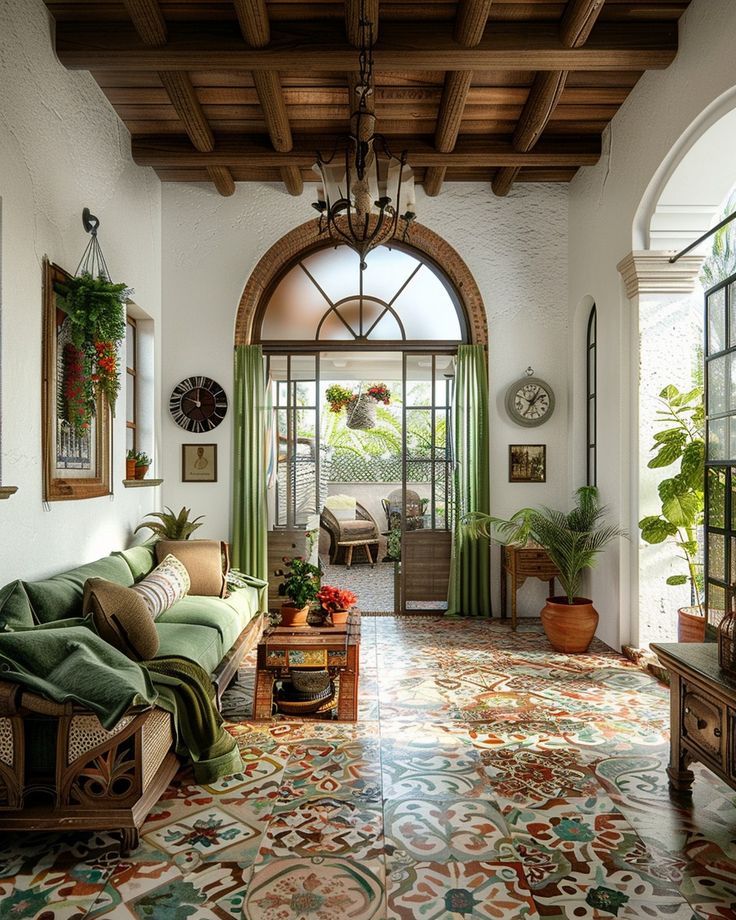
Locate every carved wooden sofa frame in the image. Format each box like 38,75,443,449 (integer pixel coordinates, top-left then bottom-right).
0,613,265,854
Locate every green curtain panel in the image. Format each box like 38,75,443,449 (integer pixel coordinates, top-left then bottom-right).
447,344,492,616
232,345,269,587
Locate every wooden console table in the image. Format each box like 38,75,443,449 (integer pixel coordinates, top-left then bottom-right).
253,612,360,721
500,544,559,630
651,642,736,797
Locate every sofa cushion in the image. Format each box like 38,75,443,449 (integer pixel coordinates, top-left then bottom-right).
0,580,36,630
132,555,190,620
157,586,260,653
112,544,157,581
154,622,223,675
155,540,228,597
83,578,160,661
24,556,135,624
339,519,377,539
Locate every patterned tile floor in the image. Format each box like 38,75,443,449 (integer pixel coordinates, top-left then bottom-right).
2,618,736,919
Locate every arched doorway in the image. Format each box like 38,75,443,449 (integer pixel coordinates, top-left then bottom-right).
235,223,487,613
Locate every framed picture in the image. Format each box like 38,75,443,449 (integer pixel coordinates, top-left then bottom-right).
42,258,111,501
509,444,546,483
182,443,217,482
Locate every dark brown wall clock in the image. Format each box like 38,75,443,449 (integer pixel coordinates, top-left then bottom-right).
169,376,228,433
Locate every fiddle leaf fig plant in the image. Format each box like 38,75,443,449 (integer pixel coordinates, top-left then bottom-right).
638,383,704,607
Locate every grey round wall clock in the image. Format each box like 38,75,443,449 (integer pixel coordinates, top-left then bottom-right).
505,372,555,427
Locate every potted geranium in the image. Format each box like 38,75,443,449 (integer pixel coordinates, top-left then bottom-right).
317,584,358,626
277,556,321,627
465,487,625,653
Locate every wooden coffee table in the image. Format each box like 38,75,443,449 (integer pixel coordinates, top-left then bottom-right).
252,612,360,720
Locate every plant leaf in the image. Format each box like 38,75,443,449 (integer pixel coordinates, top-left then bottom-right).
666,575,688,585
639,515,677,544
648,432,687,468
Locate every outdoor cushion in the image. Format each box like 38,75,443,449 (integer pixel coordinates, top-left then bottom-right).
24,556,134,624
325,494,357,521
83,578,160,661
155,540,228,597
157,587,259,653
339,519,377,539
112,544,157,582
0,580,35,630
154,622,223,675
132,555,190,619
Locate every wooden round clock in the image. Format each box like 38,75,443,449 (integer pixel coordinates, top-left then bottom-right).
505,371,555,427
169,376,228,433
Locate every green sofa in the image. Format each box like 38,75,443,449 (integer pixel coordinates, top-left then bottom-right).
0,543,265,852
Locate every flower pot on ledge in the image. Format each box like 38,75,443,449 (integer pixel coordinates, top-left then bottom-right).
329,608,350,626
126,458,137,480
135,464,149,480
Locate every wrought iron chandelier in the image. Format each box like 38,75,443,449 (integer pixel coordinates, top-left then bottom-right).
312,1,416,269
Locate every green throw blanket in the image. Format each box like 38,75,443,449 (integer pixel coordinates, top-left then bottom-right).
142,656,243,784
0,622,157,728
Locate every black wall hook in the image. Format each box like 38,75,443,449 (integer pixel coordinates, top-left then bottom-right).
82,207,100,237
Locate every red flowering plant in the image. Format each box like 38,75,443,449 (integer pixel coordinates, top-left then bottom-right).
316,584,358,613
366,383,391,405
62,343,95,437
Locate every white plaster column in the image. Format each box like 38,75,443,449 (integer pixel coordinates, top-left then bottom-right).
617,251,704,647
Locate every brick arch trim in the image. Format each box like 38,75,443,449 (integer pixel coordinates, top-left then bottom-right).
234,220,488,346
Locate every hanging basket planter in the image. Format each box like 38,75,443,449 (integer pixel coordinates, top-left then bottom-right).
346,394,377,430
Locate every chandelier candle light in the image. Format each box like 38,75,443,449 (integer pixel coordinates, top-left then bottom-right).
312,1,416,269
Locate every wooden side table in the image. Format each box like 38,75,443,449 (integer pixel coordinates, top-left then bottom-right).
252,612,361,721
500,544,559,630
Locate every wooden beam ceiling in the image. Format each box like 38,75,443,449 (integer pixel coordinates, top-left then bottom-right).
43,1,692,196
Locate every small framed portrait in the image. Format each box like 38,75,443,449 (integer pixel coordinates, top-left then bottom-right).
182,443,217,482
509,444,546,483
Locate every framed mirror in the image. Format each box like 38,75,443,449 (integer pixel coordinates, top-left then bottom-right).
42,258,111,501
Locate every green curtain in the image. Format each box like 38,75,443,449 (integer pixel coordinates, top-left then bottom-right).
232,345,268,587
447,344,491,616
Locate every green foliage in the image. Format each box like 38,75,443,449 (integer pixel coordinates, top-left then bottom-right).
325,384,354,413
135,452,151,466
464,487,625,605
277,556,321,608
135,506,204,540
700,190,736,289
56,272,129,350
638,383,704,606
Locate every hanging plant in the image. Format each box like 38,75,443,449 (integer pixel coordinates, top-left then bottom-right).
55,272,130,427
62,343,95,437
325,382,392,413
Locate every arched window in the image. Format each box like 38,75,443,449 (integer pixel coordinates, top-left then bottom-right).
257,243,467,345
586,304,597,486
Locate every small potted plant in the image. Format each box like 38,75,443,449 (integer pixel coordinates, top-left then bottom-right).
465,487,625,653
135,452,151,480
278,556,321,627
317,584,358,626
126,449,138,480
135,506,205,540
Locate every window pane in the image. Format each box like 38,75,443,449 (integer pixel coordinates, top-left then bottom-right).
708,468,726,527
707,287,725,354
708,417,727,460
729,283,736,348
126,374,135,424
709,533,725,582
126,427,134,452
262,265,331,340
391,265,462,340
126,321,136,369
708,583,726,629
707,355,727,415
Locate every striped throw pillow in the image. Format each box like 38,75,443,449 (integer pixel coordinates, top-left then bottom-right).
132,554,190,619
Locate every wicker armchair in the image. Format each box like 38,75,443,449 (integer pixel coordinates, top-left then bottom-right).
320,497,380,565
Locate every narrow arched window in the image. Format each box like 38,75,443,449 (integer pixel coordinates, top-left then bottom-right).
586,305,597,486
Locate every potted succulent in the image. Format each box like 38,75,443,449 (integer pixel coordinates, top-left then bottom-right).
135,506,205,540
465,486,625,653
638,384,704,641
325,382,392,430
277,556,321,627
134,452,151,480
317,584,358,626
126,449,138,480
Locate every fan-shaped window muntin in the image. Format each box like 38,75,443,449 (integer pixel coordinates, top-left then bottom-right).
257,242,466,345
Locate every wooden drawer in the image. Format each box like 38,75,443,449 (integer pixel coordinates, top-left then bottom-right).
682,682,726,764
729,708,736,784
517,562,557,577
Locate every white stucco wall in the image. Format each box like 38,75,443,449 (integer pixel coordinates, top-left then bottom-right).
0,0,162,584
569,0,736,649
161,181,570,617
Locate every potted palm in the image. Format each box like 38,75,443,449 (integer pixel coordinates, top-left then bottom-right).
465,487,625,653
135,506,205,540
277,556,321,627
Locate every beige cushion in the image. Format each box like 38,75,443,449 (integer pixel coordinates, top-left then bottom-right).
155,540,229,597
325,494,356,522
132,554,190,618
83,578,160,661
340,519,377,539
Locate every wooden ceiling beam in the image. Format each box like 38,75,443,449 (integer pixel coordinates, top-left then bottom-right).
131,134,601,168
423,166,447,197
54,22,678,73
454,0,494,48
280,165,304,196
233,0,270,47
122,0,167,46
345,0,379,46
252,70,293,151
561,0,606,48
207,165,236,195
491,166,518,196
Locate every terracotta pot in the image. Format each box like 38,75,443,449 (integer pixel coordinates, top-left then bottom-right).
280,604,310,627
126,458,137,480
329,608,350,626
134,464,149,480
540,596,599,654
677,605,705,642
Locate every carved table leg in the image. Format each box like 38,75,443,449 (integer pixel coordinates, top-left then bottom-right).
119,827,140,856
337,645,359,721
667,674,694,797
253,668,275,719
